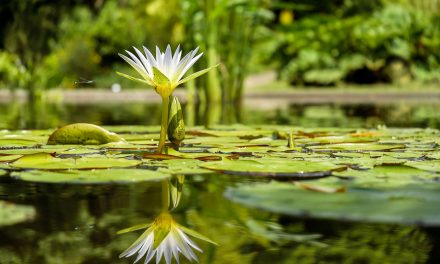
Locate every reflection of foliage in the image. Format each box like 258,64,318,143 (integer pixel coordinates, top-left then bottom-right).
250,223,431,264
0,201,35,227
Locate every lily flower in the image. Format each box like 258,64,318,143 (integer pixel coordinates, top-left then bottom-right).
118,45,216,98
119,212,217,264
117,45,217,153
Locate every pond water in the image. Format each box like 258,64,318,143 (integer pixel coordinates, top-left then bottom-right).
1,174,439,263
1,101,440,263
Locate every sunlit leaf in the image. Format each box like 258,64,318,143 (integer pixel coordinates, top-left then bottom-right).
201,158,345,178
11,153,141,170
11,168,169,184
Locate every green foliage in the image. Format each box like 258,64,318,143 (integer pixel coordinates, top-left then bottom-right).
0,51,29,89
273,1,440,85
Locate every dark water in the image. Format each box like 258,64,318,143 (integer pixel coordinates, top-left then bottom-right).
1,173,439,264
1,101,440,263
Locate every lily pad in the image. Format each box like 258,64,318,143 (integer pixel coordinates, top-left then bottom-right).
0,201,36,226
0,154,23,162
154,159,213,175
333,165,437,186
225,181,440,226
11,169,169,184
11,153,141,170
405,160,440,172
307,143,405,152
201,158,345,178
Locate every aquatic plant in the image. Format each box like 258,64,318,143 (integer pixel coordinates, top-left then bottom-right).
117,45,217,153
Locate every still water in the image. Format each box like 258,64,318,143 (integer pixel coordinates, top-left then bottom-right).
1,173,439,263
1,101,440,263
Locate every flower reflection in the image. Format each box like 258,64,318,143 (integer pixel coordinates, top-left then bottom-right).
119,212,216,264
119,176,216,264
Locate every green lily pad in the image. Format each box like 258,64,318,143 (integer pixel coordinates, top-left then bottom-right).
405,160,440,172
0,154,23,162
308,143,405,152
0,201,36,226
225,181,440,226
11,169,169,184
154,159,213,175
47,123,125,145
333,165,437,186
200,158,345,178
11,153,141,170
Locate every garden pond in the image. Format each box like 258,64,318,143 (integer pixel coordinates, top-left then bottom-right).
1,120,440,263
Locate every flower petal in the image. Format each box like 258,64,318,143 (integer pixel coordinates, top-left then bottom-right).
176,52,203,81
133,46,153,77
119,53,150,80
143,46,158,68
163,44,173,77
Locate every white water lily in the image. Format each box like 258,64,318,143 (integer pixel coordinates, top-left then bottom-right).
117,44,217,153
118,45,216,98
119,212,217,264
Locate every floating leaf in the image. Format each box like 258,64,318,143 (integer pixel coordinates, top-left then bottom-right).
0,154,23,162
155,159,213,175
405,160,440,172
11,169,169,184
11,153,141,170
307,143,405,152
225,181,440,225
201,158,345,178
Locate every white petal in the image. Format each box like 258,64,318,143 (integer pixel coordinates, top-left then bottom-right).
144,247,156,264
133,46,153,77
163,238,173,264
155,242,165,264
172,53,194,82
177,52,203,81
170,45,182,74
119,53,149,80
134,234,154,263
156,46,164,70
163,44,173,77
178,229,202,252
143,46,158,68
125,50,148,72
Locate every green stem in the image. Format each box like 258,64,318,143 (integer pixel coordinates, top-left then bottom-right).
157,96,170,153
161,180,170,212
